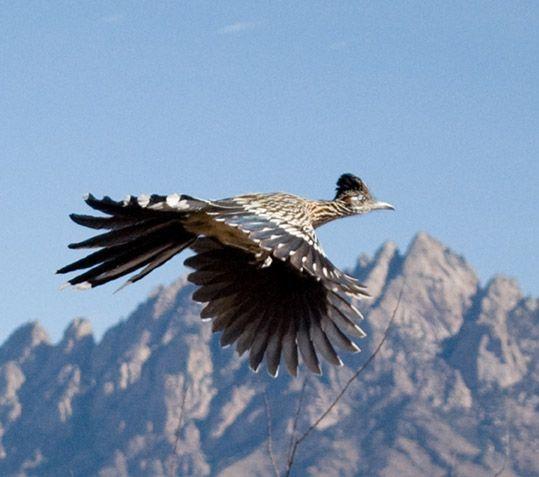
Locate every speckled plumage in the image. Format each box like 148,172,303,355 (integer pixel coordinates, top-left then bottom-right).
58,173,394,377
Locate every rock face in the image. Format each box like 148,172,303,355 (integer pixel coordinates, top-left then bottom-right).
0,233,536,476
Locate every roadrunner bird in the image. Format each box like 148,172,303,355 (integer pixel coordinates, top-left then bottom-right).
58,173,394,377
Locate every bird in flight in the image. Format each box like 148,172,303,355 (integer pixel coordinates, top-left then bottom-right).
58,173,394,377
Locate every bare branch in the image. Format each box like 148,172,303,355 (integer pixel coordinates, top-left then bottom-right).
285,285,404,477
287,378,308,465
263,389,280,477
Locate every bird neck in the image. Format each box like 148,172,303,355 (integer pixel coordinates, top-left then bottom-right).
309,199,352,228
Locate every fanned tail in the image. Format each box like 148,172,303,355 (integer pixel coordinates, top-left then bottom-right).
58,193,200,289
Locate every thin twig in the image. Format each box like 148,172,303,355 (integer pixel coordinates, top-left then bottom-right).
263,389,280,477
285,285,404,477
287,377,308,464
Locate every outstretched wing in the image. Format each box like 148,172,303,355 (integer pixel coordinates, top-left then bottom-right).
185,238,366,377
206,194,369,299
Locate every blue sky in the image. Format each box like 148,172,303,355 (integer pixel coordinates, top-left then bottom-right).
1,1,537,342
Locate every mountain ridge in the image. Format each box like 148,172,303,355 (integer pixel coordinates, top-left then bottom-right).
0,232,536,476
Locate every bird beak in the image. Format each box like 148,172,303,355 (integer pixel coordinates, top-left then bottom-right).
374,201,395,211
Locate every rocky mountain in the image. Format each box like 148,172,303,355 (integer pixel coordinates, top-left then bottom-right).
0,232,536,476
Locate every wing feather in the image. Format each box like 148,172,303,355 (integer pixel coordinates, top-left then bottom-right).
185,237,367,376
199,294,240,319
297,312,321,374
192,281,239,303
308,307,342,366
211,303,244,331
282,320,299,376
249,317,271,372
236,315,265,356
265,329,283,377
220,302,261,346
327,303,367,339
187,270,229,286
203,197,370,301
321,317,360,353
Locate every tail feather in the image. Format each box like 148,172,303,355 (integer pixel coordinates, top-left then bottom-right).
57,243,131,274
69,213,142,230
85,193,208,215
59,193,199,288
66,242,173,287
68,219,169,249
84,194,150,217
123,239,195,286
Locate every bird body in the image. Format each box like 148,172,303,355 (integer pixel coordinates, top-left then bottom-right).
58,174,394,377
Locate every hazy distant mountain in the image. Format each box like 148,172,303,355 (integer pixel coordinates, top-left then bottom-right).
0,233,536,476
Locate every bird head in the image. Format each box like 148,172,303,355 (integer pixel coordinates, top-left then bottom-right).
334,173,395,214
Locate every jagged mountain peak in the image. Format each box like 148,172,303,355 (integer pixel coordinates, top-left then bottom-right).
481,275,522,310
409,230,440,247
376,232,480,341
405,231,472,274
0,322,50,365
5,321,49,349
62,318,93,342
59,318,94,357
353,239,400,302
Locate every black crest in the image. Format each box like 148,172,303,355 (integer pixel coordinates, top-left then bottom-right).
335,173,365,199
